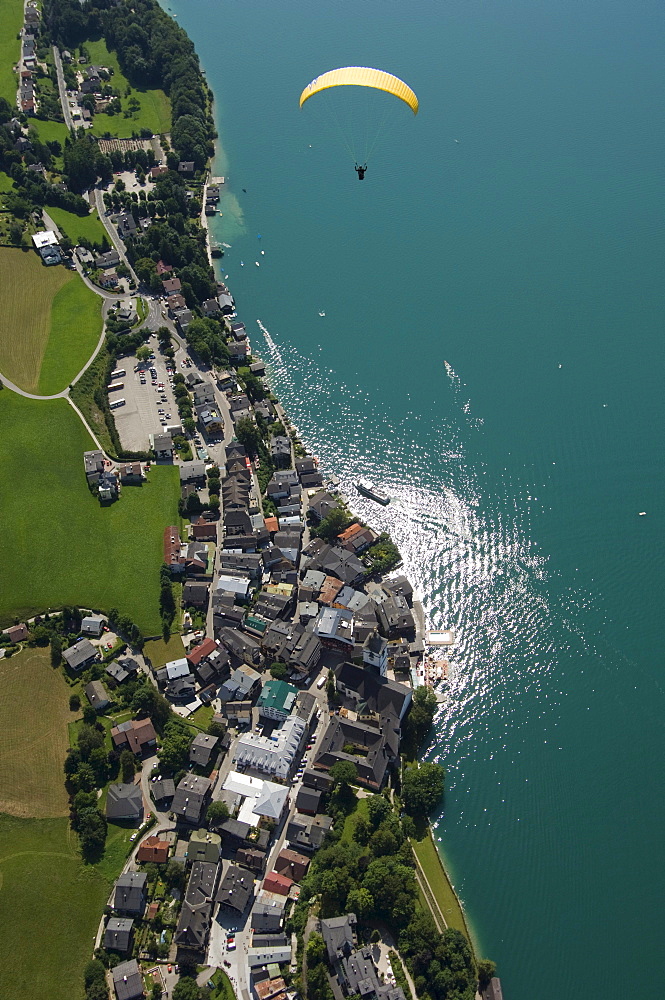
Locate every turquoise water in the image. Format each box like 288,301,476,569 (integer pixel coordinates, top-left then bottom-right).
168,0,664,994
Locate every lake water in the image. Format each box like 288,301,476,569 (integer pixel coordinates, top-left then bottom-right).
165,0,665,994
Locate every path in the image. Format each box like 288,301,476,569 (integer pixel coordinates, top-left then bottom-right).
412,849,447,933
90,186,139,285
52,45,73,130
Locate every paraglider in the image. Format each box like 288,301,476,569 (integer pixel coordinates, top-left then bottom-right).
300,68,418,178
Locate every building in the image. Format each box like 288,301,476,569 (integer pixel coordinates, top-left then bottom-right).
314,606,354,650
81,614,105,637
222,771,289,827
313,715,399,791
136,836,170,864
2,623,28,643
216,863,254,914
189,732,219,769
187,828,222,864
179,460,207,484
104,917,134,954
263,872,293,897
295,785,322,816
273,848,310,883
172,775,212,825
338,946,406,1000
174,861,218,955
112,959,143,1000
95,249,121,270
32,230,61,265
151,432,173,461
250,896,285,934
321,913,357,963
233,715,306,782
106,784,143,823
111,718,157,755
219,663,262,702
363,632,388,675
113,872,147,916
62,638,98,671
333,662,412,723
85,680,110,711
182,581,209,608
151,778,175,805
481,978,504,1000
285,812,333,853
257,679,298,722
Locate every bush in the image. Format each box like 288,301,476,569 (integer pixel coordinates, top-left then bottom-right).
69,693,81,711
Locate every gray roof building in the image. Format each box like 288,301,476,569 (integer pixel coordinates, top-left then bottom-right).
112,959,143,1000
151,777,176,803
106,783,143,823
172,775,212,825
216,863,254,914
313,715,399,791
81,614,105,636
174,860,219,954
104,917,134,953
85,679,110,711
189,732,219,768
250,896,285,933
113,872,147,916
62,638,98,671
321,912,357,963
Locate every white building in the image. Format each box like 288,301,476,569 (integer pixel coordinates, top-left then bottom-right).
222,770,289,826
233,715,307,782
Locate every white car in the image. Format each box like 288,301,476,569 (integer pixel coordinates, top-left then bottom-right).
130,832,138,842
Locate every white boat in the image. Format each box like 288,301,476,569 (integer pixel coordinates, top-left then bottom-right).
356,478,390,505
255,261,260,267
319,310,326,317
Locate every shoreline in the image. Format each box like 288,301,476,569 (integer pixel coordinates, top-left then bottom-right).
194,40,477,967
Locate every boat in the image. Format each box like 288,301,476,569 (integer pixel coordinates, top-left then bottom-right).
255,261,260,267
221,242,232,248
356,478,390,505
240,261,244,266
318,310,326,317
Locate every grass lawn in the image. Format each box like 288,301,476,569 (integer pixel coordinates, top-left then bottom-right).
0,248,102,394
29,119,70,148
0,648,73,818
144,634,186,668
0,815,111,1000
0,392,180,634
0,172,15,194
38,274,103,394
209,968,236,1000
411,830,472,941
0,646,134,1000
85,38,170,137
340,795,370,843
46,205,108,249
0,0,23,104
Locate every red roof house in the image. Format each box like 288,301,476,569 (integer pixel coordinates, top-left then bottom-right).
263,872,293,897
186,637,217,668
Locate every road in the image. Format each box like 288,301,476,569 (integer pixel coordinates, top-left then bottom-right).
90,186,139,284
52,45,74,130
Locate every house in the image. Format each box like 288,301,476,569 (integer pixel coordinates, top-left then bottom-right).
155,259,173,275
339,946,406,1000
216,863,254,914
363,632,388,675
3,623,28,643
308,491,342,523
81,614,105,637
163,525,185,573
136,836,170,864
219,664,262,703
165,674,197,702
190,517,217,542
295,785,322,816
219,700,253,726
187,828,222,864
100,270,118,289
150,164,169,179
376,591,416,638
106,783,144,823
179,460,207,485
321,913,357,963
167,292,187,314
192,382,216,405
174,307,193,333
338,522,377,555
189,733,219,768
250,896,285,933
233,716,307,782
302,768,334,793
481,978,504,1000
263,872,293,898
162,276,182,295
178,161,195,174
104,917,134,954
151,778,175,804
270,436,291,468
113,872,147,916
285,812,333,853
218,629,263,669
85,680,110,711
217,370,236,392
118,463,143,485
172,774,212,825
257,679,298,722
106,655,139,686
112,959,144,1000
274,848,310,883
182,581,209,608
116,212,137,239
218,291,235,315
62,638,98,672
94,249,120,270
32,231,61,265
150,432,173,460
314,606,354,650
111,718,157,756
196,403,224,436
313,715,399,791
236,847,267,873
174,861,218,955
202,297,221,317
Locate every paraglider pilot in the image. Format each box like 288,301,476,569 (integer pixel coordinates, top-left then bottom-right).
355,163,367,180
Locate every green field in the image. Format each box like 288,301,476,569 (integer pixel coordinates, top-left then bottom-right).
0,0,23,104
144,634,186,668
46,206,108,249
0,648,73,818
85,38,171,137
0,248,102,394
0,646,131,1000
0,392,180,633
29,119,71,147
411,831,473,941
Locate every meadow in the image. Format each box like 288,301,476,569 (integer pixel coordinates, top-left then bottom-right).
0,647,129,1000
0,248,102,394
0,0,23,104
0,392,180,634
46,205,108,249
85,38,171,137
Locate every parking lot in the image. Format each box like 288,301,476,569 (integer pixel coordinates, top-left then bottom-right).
112,343,182,452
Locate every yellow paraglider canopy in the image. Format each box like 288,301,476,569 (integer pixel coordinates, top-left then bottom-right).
300,67,419,115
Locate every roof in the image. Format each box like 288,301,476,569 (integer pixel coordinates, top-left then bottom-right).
263,872,293,896
136,836,169,863
32,230,58,249
179,460,206,483
85,680,110,707
112,959,143,1000
274,848,310,882
62,638,98,670
313,716,398,790
295,785,322,814
216,863,254,913
189,732,219,767
334,662,412,722
106,783,143,821
187,637,217,667
234,715,306,781
321,912,357,962
111,717,157,754
257,679,298,716
151,777,175,802
172,775,212,824
113,872,147,915
188,828,222,864
104,916,133,952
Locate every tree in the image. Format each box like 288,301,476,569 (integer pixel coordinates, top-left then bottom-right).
234,416,260,456
120,749,137,783
78,724,105,760
402,762,445,817
83,705,97,726
158,720,193,773
51,634,63,667
315,507,352,542
402,686,437,754
346,886,374,919
206,800,229,826
84,960,107,990
131,683,171,731
86,980,109,1000
70,693,81,711
367,794,391,828
172,976,203,1000
477,959,497,992
330,761,358,788
306,931,326,967
164,859,186,893
270,662,288,680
